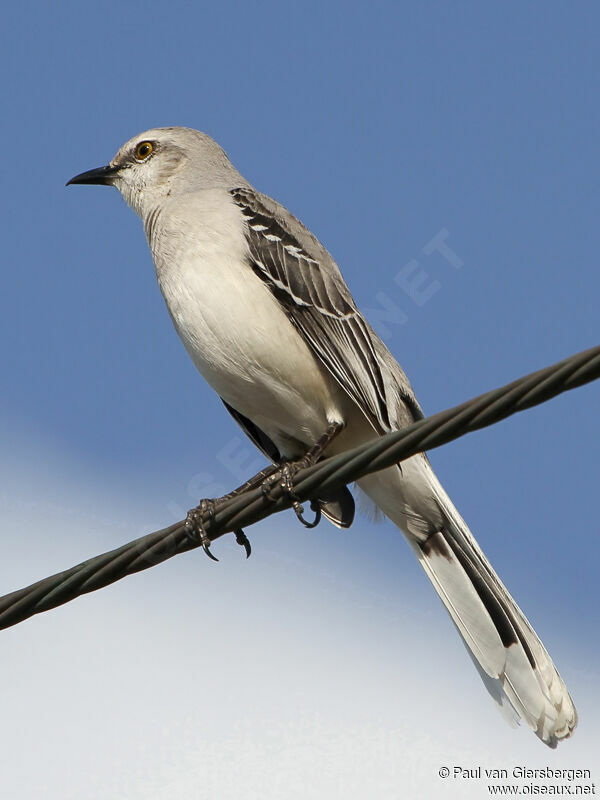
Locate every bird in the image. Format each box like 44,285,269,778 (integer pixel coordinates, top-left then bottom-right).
67,126,577,747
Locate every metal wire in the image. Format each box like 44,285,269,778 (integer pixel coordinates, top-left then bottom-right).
1,344,598,632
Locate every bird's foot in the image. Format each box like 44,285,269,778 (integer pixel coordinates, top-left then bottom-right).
234,528,252,558
260,422,344,529
185,499,219,561
261,461,322,529
185,498,251,560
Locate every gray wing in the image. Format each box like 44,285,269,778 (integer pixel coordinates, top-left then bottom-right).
230,187,422,432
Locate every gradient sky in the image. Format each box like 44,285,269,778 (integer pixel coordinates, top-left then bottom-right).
1,2,599,797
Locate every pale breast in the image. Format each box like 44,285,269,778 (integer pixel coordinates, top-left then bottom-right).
147,189,346,450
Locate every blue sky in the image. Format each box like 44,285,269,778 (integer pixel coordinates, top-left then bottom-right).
1,2,599,797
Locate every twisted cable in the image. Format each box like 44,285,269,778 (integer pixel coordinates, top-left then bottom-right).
1,344,598,631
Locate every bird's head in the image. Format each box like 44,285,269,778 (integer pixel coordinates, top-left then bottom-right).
67,127,242,217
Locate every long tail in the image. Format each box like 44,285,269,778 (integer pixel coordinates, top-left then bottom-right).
357,454,577,747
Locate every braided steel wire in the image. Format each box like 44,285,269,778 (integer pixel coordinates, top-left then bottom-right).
1,344,598,632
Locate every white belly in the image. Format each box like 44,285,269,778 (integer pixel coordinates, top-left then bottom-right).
149,190,345,453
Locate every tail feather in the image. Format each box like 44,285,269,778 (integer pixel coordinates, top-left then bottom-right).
357,455,577,747
426,471,577,745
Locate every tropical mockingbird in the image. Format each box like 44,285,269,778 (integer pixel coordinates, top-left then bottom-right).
68,127,577,747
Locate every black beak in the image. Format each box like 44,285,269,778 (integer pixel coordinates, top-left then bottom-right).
66,164,120,186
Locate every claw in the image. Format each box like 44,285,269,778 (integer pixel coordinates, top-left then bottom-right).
235,529,252,558
259,462,323,530
185,504,219,561
293,500,322,529
202,540,219,562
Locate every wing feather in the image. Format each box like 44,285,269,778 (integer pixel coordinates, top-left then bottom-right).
231,187,401,432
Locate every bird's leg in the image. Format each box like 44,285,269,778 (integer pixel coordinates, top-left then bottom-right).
185,463,283,559
185,499,251,561
186,422,343,557
219,463,282,500
262,422,344,528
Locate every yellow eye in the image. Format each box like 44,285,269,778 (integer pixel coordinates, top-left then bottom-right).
134,141,153,160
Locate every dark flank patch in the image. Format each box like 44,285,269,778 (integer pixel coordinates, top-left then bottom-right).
221,400,281,462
